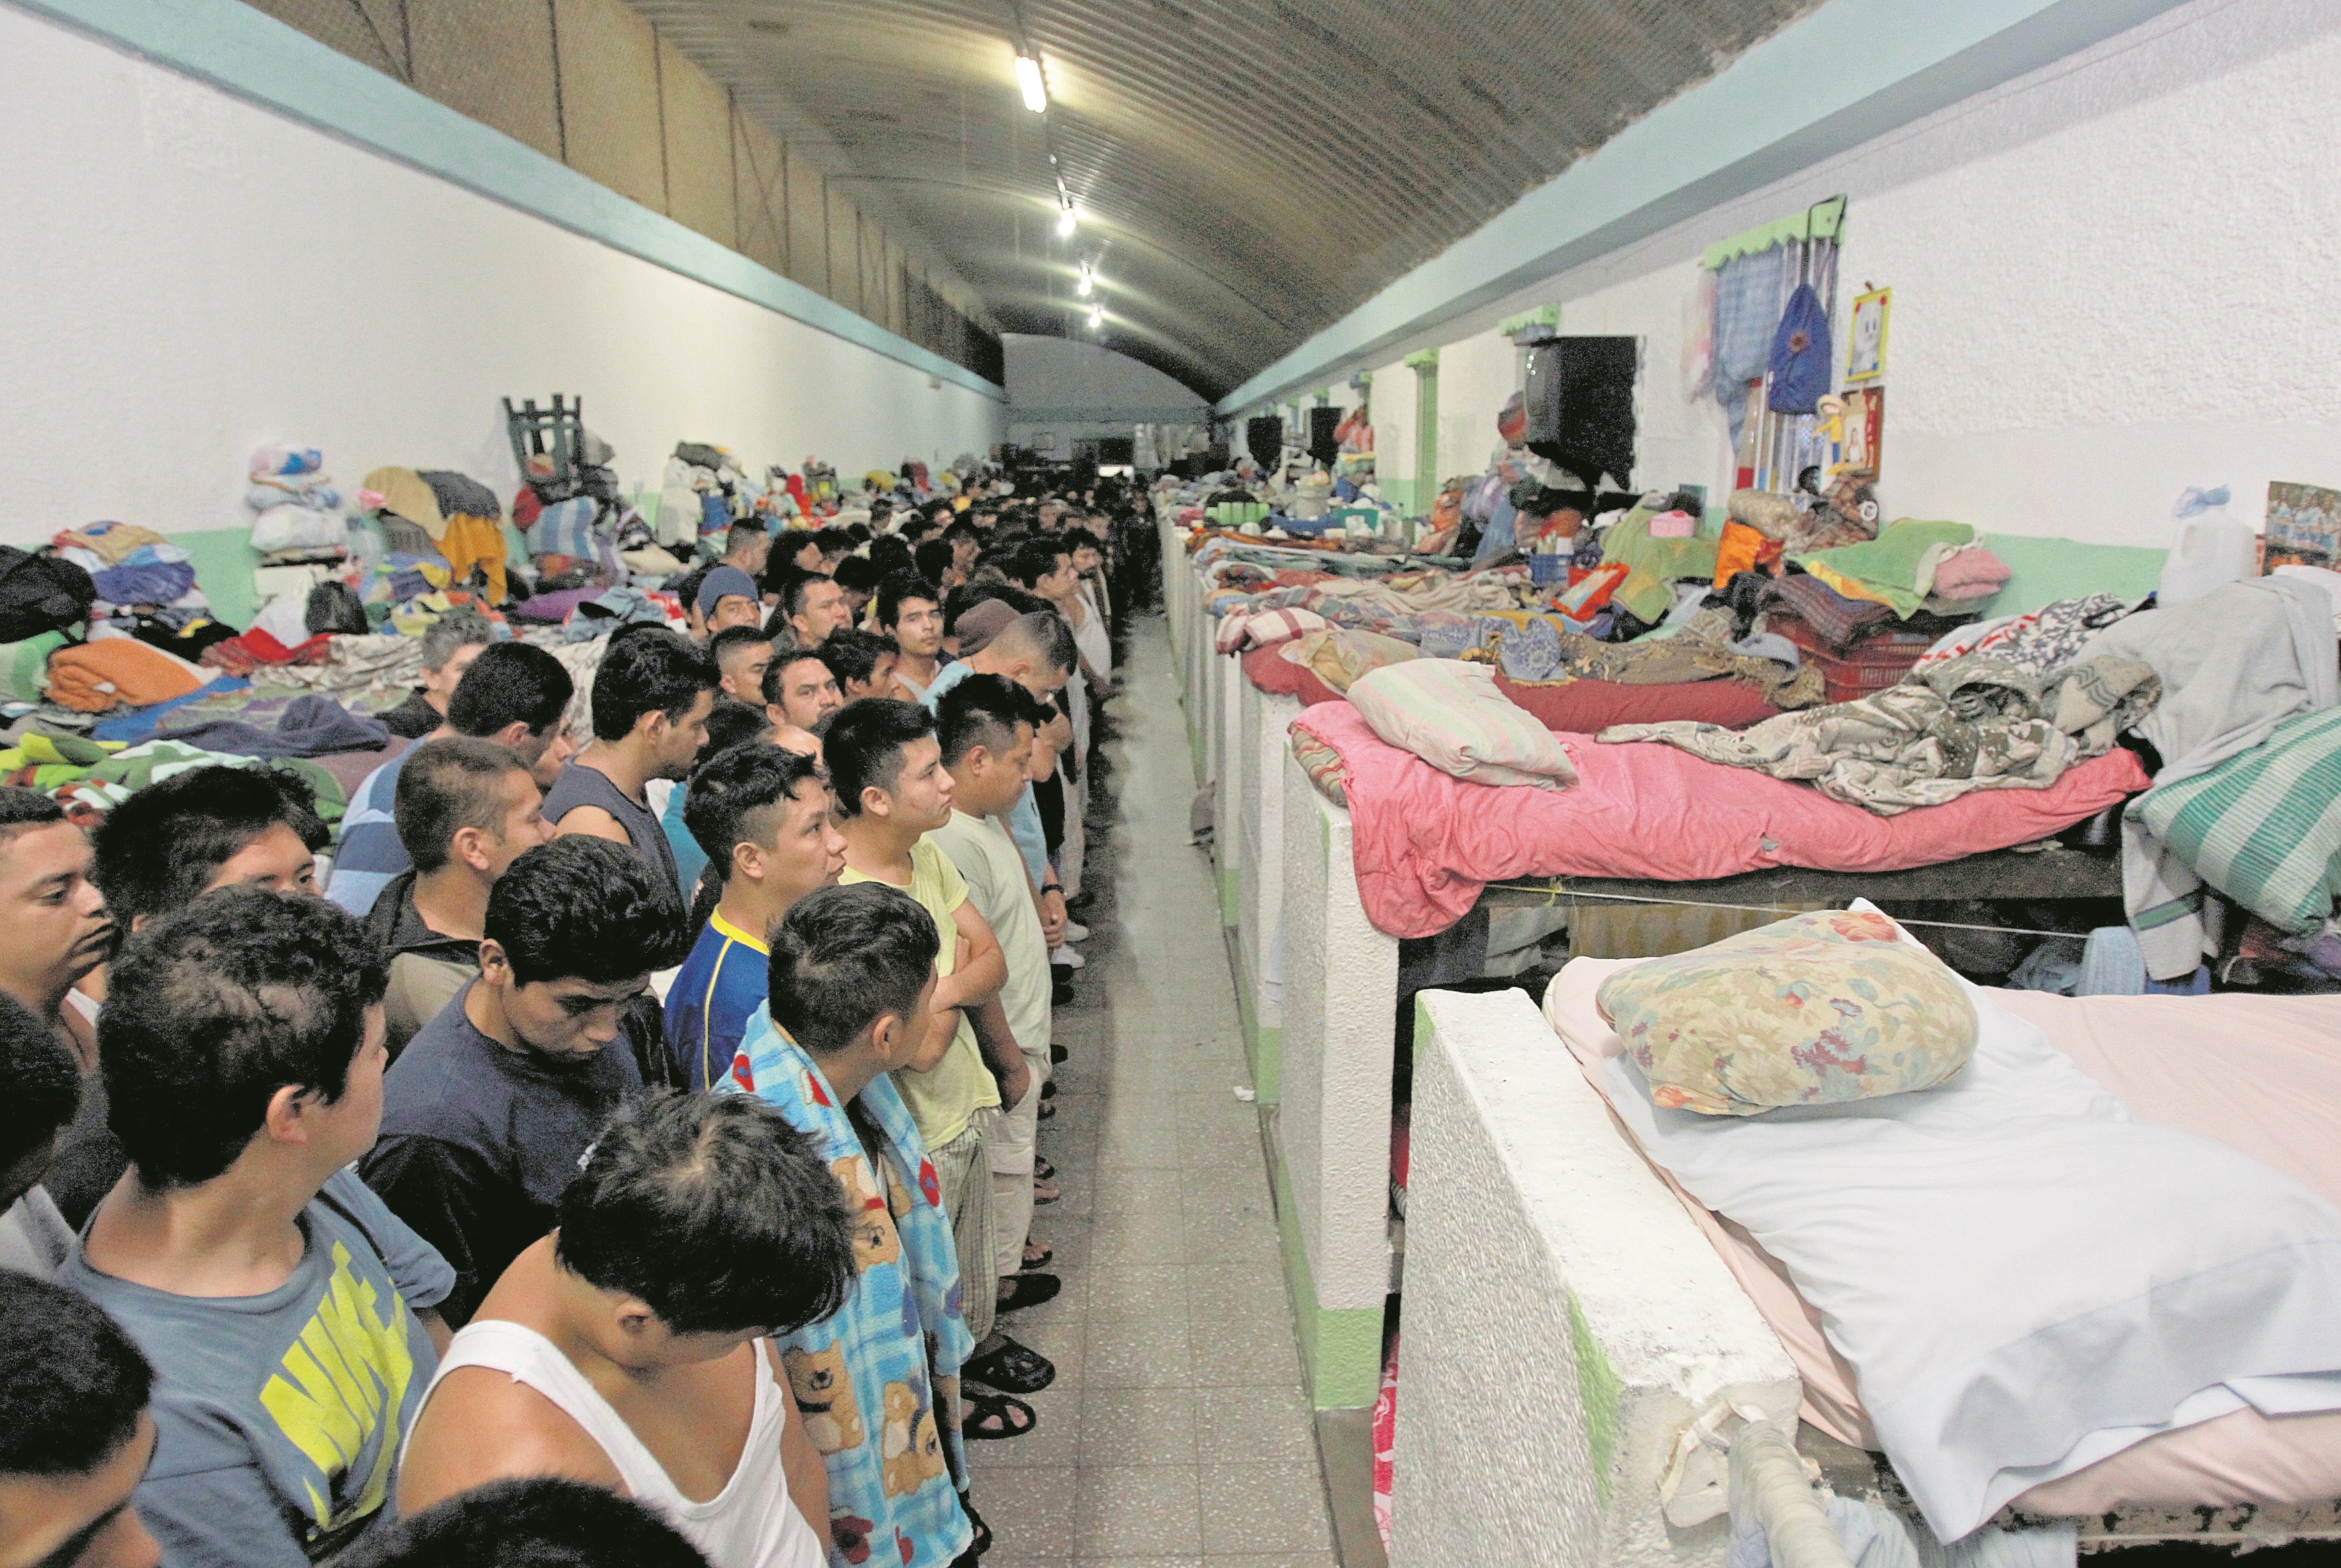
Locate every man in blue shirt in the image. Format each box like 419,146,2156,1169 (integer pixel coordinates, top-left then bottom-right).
665,744,845,1092
327,642,573,917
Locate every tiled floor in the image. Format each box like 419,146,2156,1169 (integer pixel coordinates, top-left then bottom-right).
969,615,1341,1568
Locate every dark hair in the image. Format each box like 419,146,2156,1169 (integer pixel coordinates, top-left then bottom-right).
1060,525,1103,556
831,555,883,596
89,765,327,930
0,1271,153,1479
342,1476,711,1568
942,518,983,544
447,640,574,739
768,530,819,589
0,784,65,841
819,628,894,692
419,611,495,673
671,565,712,622
999,609,1079,675
725,515,768,541
701,697,773,756
395,737,528,875
770,567,830,621
588,629,717,744
759,649,834,710
812,528,854,561
1005,538,1071,590
487,838,683,986
873,573,940,631
840,524,872,547
867,536,915,577
708,626,773,670
683,744,824,882
821,699,934,818
767,883,937,1056
913,538,953,585
0,990,79,1175
936,673,1040,768
102,888,387,1188
557,1091,852,1336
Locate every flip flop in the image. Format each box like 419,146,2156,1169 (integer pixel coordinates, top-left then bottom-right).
1032,1177,1061,1204
962,1336,1056,1394
1021,1242,1054,1271
1034,1157,1055,1181
960,1390,1037,1441
1050,1043,1069,1065
995,1272,1062,1312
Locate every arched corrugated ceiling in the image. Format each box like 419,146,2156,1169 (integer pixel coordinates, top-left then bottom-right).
630,0,1821,401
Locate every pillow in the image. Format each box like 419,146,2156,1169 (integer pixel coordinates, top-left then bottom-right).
1346,658,1578,790
1594,908,1976,1116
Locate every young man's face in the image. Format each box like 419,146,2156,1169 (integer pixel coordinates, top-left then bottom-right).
888,599,943,661
1035,554,1076,601
0,1411,162,1568
791,540,824,573
306,1005,390,1174
486,950,648,1062
650,689,718,781
838,586,872,622
1073,545,1103,574
422,642,487,709
719,642,775,706
206,824,317,905
791,581,850,647
875,735,952,834
872,975,940,1074
727,533,770,577
0,821,110,1015
952,722,1035,818
512,720,576,790
768,658,843,732
708,596,763,636
759,779,847,912
842,652,899,703
477,769,551,883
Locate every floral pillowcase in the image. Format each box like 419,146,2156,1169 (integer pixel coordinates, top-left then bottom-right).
1594,908,1977,1116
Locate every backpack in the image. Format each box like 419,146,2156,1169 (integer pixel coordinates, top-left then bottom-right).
0,546,97,642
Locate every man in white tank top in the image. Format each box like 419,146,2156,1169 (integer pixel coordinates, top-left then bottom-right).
397,1091,858,1568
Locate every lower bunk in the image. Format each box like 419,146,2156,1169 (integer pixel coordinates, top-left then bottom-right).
1392,967,2341,1566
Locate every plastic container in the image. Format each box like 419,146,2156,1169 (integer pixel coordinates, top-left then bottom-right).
2158,486,2256,607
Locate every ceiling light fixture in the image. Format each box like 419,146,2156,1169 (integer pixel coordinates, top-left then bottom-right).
1055,203,1077,238
1015,54,1048,113
1076,262,1095,297
1087,304,1104,331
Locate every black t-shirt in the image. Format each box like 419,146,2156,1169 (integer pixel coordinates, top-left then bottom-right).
356,986,641,1326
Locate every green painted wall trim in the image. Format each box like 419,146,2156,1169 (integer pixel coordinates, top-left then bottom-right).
1273,1152,1383,1410
1401,350,1441,372
1232,967,1281,1105
1565,1290,1624,1509
1219,0,2190,412
18,0,1005,403
1218,863,1239,929
1498,305,1560,336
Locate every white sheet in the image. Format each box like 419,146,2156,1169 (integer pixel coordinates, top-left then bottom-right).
1583,928,2341,1540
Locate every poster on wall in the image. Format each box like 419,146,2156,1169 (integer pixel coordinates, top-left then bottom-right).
2264,481,2341,570
1846,287,1890,382
1820,387,1883,478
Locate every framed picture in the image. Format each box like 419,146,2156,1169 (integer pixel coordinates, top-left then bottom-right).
1822,386,1884,478
2265,481,2341,571
1846,287,1890,382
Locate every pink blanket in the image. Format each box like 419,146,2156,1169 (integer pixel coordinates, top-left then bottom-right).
1293,702,2150,938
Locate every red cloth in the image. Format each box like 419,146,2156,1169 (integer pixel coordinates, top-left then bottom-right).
1241,645,1343,706
1290,702,2150,939
1494,672,1779,732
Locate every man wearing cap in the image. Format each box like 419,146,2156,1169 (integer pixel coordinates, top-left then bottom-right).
693,565,764,638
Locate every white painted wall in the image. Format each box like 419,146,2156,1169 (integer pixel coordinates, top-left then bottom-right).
1339,0,2341,548
1434,330,1520,485
1370,358,1417,490
1002,332,1207,434
0,5,1005,550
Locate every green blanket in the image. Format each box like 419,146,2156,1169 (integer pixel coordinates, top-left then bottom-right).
2130,706,2341,936
1793,519,1973,616
1604,506,1721,623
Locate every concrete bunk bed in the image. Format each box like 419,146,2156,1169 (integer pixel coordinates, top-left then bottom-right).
1393,979,2341,1567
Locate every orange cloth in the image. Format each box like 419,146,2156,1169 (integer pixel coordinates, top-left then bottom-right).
44,639,206,712
1711,519,1784,590
434,512,508,604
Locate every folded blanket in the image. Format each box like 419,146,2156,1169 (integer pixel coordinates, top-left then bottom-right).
1792,519,1974,617
155,693,390,759
1601,652,2160,814
44,638,207,712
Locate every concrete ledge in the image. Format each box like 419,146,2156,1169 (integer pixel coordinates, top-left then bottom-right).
1392,988,1799,1568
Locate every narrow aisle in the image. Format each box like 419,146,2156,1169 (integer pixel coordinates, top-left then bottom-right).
971,613,1340,1567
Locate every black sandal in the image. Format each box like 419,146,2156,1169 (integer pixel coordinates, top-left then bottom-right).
960,1389,1037,1441
962,1336,1056,1394
1034,1157,1055,1181
1021,1242,1054,1271
995,1272,1062,1312
1040,1080,1057,1101
1050,1043,1069,1065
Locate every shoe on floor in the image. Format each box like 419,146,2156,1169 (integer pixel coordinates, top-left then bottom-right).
995,1272,1061,1312
1049,1042,1068,1065
963,1335,1055,1394
1050,946,1085,970
1061,920,1090,942
1053,981,1074,1006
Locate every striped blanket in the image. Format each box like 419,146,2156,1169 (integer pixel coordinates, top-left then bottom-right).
2129,707,2341,938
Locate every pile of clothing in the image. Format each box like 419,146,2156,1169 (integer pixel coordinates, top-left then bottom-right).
246,444,349,564
359,465,511,607
655,442,762,552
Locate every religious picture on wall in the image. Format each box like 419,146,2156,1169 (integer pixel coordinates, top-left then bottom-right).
1817,388,1891,479
1846,287,1890,382
2264,481,2341,571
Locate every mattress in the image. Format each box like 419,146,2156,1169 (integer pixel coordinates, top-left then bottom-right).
1544,963,2341,1516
